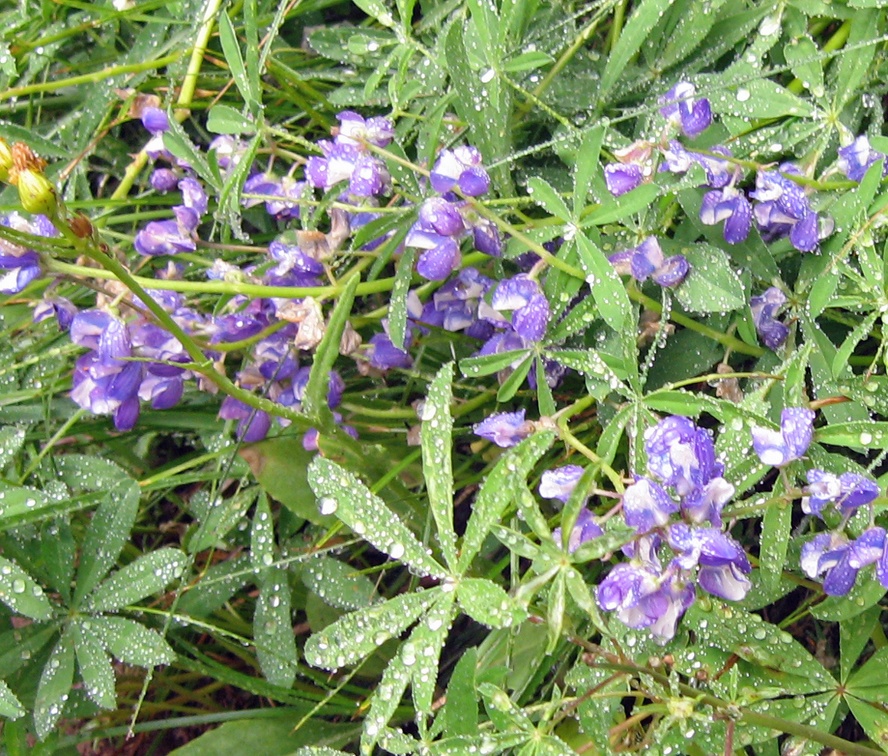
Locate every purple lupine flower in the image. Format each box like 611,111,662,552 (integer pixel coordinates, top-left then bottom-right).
597,561,695,643
802,470,880,518
488,275,550,342
604,163,644,197
622,478,680,533
660,142,733,189
473,409,533,448
150,168,180,193
430,146,490,197
679,476,735,528
539,465,585,503
134,178,207,257
422,267,494,336
208,135,249,172
751,407,815,467
266,241,325,286
34,296,77,330
644,416,722,496
700,185,752,244
0,213,56,294
609,237,689,288
750,164,830,252
141,107,169,135
334,111,394,148
408,198,467,281
659,82,712,138
218,396,271,442
366,332,413,370
553,508,603,553
306,141,390,198
667,523,751,601
837,136,887,182
243,173,306,220
801,528,886,596
750,287,790,350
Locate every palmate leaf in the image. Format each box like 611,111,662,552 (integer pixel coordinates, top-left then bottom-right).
458,578,527,629
308,457,446,578
87,548,187,612
72,622,116,710
92,616,175,668
34,632,75,740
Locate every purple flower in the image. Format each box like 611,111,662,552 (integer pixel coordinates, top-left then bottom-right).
150,168,179,193
750,164,830,252
660,142,733,188
659,82,712,138
604,163,643,197
421,267,493,335
141,107,169,135
609,237,689,288
473,409,533,448
644,416,722,496
334,111,395,148
553,508,603,553
622,478,679,533
243,173,306,220
598,561,695,643
667,523,751,601
34,296,77,330
430,146,490,197
0,213,56,294
837,136,887,182
366,332,413,370
219,396,271,442
539,465,585,503
750,287,790,350
700,186,751,244
306,141,390,198
489,276,550,342
801,528,886,596
802,470,880,518
751,407,815,467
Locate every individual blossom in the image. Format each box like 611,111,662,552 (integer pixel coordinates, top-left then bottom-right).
837,135,887,182
407,197,467,281
473,409,533,448
0,213,56,293
134,177,207,256
34,296,77,330
622,477,679,533
802,470,880,518
801,528,887,596
604,163,644,197
660,142,733,189
430,145,490,197
609,237,689,288
751,407,815,467
218,396,271,443
700,185,752,244
486,275,550,342
419,267,494,338
644,416,722,496
750,164,830,252
243,173,307,220
539,465,585,503
659,81,712,138
333,111,395,148
553,508,603,553
750,287,790,350
667,523,752,601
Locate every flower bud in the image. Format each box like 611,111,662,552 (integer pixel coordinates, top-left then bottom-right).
0,138,12,183
17,168,58,217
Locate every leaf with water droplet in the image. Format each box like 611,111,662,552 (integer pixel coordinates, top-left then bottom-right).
94,616,175,668
308,457,446,578
575,232,631,333
34,633,75,740
0,678,23,720
405,592,455,715
458,577,526,629
305,589,440,670
673,243,745,314
87,548,186,612
73,621,116,710
0,555,52,620
255,567,298,689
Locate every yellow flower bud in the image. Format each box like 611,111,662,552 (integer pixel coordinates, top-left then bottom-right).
17,168,58,217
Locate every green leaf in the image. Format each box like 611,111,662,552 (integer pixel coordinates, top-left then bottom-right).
545,570,566,654
443,647,478,737
421,363,458,568
526,176,572,220
73,621,116,710
0,555,52,620
88,548,186,612
255,568,298,689
34,633,75,740
846,694,888,752
73,474,140,606
218,11,258,111
784,35,824,99
0,678,23,720
563,565,608,635
0,426,24,469
547,348,628,396
575,233,631,332
503,49,554,73
573,126,605,213
598,0,675,102
304,589,439,670
460,348,532,378
496,352,533,402
847,646,888,703
674,243,746,313
309,457,446,578
250,493,275,573
813,576,887,621
759,495,791,593
303,275,358,421
240,437,325,525
95,616,175,668
206,104,255,135
388,247,416,351
189,487,257,554
177,555,251,619
832,8,879,110
302,556,377,611
583,183,660,226
840,605,880,684
710,76,814,119
458,431,555,573
405,592,455,715
479,682,534,733
458,578,527,629
816,422,888,449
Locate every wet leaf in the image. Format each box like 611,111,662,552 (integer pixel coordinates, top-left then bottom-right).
458,578,527,629
87,548,186,612
0,555,52,620
674,243,745,314
34,633,75,740
95,616,175,668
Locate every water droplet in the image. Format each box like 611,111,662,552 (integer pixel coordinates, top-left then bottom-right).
318,497,338,515
736,88,751,102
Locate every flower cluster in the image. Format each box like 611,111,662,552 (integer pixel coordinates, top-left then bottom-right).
595,416,750,642
750,408,885,596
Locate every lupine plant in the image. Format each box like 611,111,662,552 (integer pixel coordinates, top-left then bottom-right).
3,0,888,754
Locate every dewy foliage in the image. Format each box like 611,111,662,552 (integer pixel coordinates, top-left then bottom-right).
2,0,888,754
